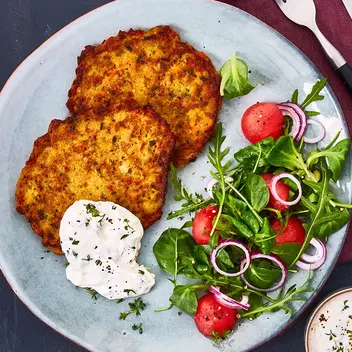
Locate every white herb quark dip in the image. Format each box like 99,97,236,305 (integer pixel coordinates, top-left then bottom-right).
60,200,155,299
306,289,352,352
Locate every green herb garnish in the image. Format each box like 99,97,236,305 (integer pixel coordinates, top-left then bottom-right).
85,288,99,300
119,298,146,320
132,323,143,334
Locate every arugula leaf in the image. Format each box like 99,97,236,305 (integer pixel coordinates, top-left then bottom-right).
291,160,332,267
266,136,305,170
242,272,312,318
245,174,269,212
170,284,208,316
254,217,276,254
220,53,256,100
245,260,282,289
207,123,233,247
266,136,315,180
291,89,298,104
168,164,210,219
306,139,350,182
153,228,195,275
301,175,350,239
314,207,350,238
305,110,321,117
271,243,301,267
234,137,274,171
300,78,326,109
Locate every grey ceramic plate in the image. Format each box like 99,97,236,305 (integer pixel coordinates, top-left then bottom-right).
0,0,351,351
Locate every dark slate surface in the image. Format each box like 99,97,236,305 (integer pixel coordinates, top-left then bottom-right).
0,1,350,351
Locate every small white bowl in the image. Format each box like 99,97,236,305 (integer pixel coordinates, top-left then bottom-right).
305,287,352,352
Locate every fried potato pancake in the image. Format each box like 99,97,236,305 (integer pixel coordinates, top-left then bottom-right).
16,107,175,254
67,26,222,167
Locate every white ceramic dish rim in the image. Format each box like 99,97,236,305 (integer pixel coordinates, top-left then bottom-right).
0,1,351,351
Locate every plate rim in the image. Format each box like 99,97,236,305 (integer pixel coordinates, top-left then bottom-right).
0,1,351,351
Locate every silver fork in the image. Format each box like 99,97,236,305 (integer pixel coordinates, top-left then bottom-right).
275,0,352,92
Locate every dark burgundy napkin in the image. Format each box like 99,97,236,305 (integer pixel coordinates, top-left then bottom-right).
220,0,352,262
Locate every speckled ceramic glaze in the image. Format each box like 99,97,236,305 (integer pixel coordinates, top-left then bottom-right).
0,0,351,351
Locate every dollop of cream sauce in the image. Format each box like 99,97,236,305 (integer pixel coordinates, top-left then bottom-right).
307,290,352,352
60,200,155,299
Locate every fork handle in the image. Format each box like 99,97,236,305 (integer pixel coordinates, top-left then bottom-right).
311,26,352,92
337,63,352,93
312,26,346,68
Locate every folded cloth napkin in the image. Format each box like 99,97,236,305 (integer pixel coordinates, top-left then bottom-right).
221,0,352,262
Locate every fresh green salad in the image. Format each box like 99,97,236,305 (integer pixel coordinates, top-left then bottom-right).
153,78,352,342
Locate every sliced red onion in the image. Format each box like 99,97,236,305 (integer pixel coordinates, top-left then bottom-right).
296,238,327,270
271,173,302,206
210,239,251,277
303,119,326,144
240,253,288,292
300,238,326,263
206,177,234,198
278,102,307,141
209,286,250,310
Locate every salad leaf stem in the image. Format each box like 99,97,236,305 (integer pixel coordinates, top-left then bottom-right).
246,289,276,304
323,130,341,150
329,201,352,209
252,144,262,173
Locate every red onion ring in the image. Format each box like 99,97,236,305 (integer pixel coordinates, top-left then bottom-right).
300,238,326,263
206,177,234,198
296,238,327,270
303,119,326,144
209,286,250,310
240,253,288,292
210,240,251,277
278,102,307,141
270,173,302,206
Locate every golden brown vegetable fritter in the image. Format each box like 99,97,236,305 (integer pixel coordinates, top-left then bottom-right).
67,26,222,167
16,107,175,254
